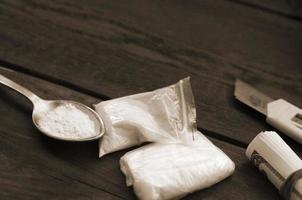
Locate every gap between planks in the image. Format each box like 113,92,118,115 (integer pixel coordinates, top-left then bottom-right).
0,60,247,149
227,0,302,21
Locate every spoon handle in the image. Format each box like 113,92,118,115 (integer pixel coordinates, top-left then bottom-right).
0,74,42,105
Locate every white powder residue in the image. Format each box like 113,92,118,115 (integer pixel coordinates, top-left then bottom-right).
38,103,97,139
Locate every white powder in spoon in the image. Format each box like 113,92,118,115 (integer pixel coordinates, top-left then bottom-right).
38,103,97,139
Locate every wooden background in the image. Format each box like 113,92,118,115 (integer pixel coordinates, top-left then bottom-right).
0,0,301,199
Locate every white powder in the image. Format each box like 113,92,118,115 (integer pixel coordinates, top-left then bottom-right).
38,103,97,139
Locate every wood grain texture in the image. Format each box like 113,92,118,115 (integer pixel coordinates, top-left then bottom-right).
231,0,302,19
0,0,301,145
0,68,280,199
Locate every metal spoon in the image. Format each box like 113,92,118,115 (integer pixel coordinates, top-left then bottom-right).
0,73,105,141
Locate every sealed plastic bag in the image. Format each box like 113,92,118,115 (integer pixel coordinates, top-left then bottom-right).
94,78,196,157
120,133,235,200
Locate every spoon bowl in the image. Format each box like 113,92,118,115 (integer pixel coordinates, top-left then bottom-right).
33,100,105,141
0,73,105,142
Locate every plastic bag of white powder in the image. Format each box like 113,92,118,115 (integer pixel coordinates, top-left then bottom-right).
120,134,235,200
94,77,196,157
94,78,235,200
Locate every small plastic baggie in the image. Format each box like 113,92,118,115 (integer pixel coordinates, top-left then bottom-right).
94,77,196,157
120,133,235,200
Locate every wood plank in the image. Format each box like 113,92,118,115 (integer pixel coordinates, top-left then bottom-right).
0,68,280,199
0,0,301,145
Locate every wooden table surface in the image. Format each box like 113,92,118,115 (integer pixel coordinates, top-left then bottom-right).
0,0,301,199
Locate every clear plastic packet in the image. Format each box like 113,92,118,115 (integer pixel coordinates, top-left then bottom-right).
94,77,196,157
120,133,235,200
